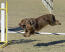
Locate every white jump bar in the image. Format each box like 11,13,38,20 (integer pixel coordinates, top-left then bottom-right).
8,31,65,35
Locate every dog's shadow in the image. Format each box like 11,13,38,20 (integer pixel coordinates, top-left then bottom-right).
8,39,38,45
8,39,65,47
34,40,65,46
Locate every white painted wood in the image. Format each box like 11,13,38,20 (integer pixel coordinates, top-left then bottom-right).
1,3,5,41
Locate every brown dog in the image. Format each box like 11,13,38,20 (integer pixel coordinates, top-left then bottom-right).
19,14,61,37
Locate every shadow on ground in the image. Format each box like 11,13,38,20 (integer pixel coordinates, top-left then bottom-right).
8,39,38,45
34,40,65,46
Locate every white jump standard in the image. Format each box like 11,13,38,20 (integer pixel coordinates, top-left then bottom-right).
0,0,8,48
1,3,5,42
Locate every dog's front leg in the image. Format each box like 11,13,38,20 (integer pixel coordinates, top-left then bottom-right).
24,29,31,37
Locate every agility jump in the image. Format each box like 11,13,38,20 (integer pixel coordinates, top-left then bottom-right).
0,0,65,48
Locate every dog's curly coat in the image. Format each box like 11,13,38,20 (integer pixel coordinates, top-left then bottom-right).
19,14,61,37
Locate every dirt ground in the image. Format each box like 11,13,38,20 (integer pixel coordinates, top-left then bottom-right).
0,0,65,52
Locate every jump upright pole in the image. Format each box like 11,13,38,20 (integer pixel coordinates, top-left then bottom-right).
0,0,8,48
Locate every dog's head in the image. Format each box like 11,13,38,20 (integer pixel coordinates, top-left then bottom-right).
47,14,61,26
19,18,36,29
19,18,36,37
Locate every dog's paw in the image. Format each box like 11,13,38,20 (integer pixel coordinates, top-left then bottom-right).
23,33,30,37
